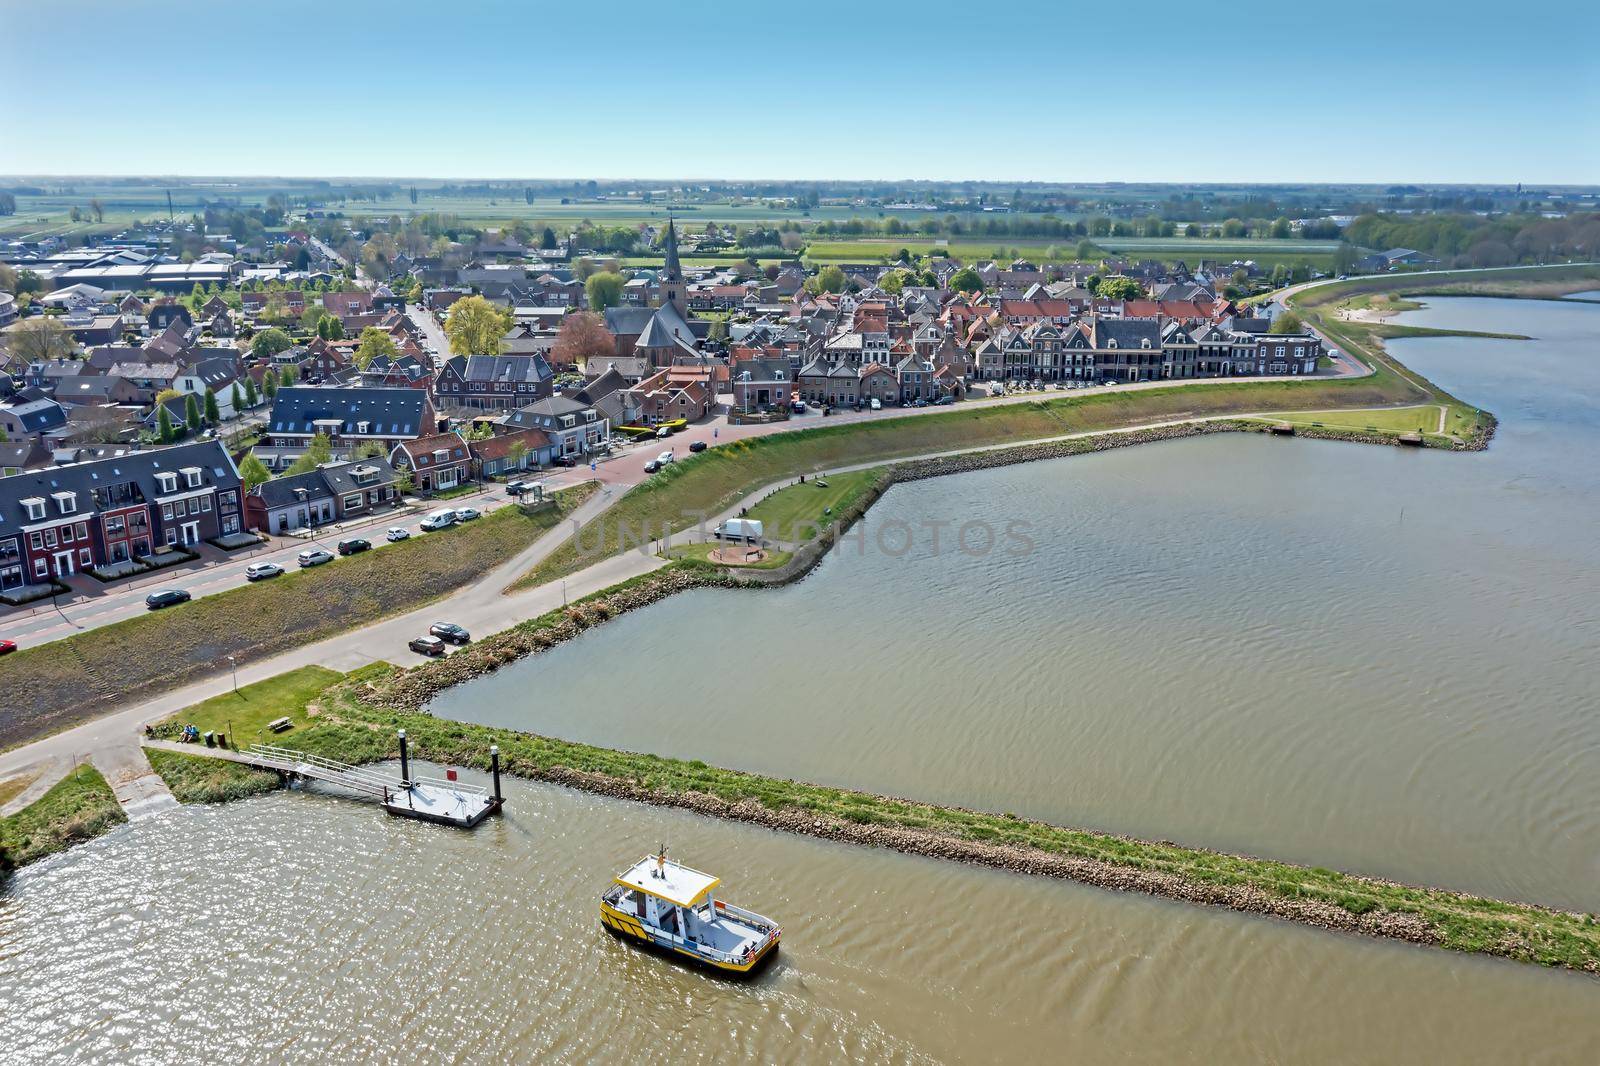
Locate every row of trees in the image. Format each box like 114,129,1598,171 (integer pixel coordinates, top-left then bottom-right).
1343,212,1600,267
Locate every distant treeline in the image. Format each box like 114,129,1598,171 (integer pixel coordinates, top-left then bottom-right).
1345,212,1600,267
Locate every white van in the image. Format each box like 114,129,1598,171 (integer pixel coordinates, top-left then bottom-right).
420,508,458,532
715,518,764,542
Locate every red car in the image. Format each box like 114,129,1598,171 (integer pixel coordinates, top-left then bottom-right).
0,639,17,655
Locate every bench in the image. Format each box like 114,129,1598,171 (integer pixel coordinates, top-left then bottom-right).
267,716,294,733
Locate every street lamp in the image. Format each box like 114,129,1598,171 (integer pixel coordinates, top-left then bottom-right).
229,654,238,693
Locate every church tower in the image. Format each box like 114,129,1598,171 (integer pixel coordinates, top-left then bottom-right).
659,217,685,315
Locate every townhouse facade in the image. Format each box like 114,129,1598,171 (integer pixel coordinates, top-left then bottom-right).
0,440,243,589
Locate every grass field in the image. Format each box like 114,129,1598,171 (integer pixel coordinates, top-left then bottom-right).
1265,406,1444,435
744,468,887,541
0,763,124,869
0,483,596,753
664,542,794,569
800,237,1341,269
158,665,343,746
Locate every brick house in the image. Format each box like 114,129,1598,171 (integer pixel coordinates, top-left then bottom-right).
389,431,473,494
245,458,400,535
0,440,243,589
433,354,554,411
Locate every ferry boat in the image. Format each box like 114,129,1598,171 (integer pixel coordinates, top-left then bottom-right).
600,851,781,975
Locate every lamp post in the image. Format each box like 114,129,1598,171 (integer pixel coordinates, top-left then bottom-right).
229,653,238,693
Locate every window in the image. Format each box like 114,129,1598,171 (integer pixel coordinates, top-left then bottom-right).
79,548,92,566
105,515,126,536
43,529,56,549
157,472,178,493
185,468,202,489
220,490,237,508
22,498,45,522
76,522,88,541
30,532,43,550
62,525,74,544
162,503,174,521
200,496,212,513
53,492,77,515
34,558,47,578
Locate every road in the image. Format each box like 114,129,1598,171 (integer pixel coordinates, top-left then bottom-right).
405,302,451,367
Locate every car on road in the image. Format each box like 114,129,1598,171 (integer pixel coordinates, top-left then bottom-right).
419,508,458,532
869,398,882,411
297,548,335,568
643,459,661,473
245,562,284,582
429,621,471,645
453,507,481,522
553,454,577,467
337,537,372,556
655,426,672,439
0,639,17,655
657,450,675,465
688,440,707,453
145,589,191,610
408,635,446,657
386,527,411,542
506,479,535,496
935,394,956,405
791,400,807,413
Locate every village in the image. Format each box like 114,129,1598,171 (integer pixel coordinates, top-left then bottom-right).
0,207,1342,620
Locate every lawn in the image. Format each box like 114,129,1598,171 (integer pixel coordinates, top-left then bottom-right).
664,542,794,570
0,764,124,869
0,483,597,753
156,665,343,746
1265,407,1442,435
744,468,887,543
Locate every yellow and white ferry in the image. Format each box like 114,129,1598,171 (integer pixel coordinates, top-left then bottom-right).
600,850,781,975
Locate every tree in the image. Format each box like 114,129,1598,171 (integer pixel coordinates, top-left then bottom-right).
879,270,905,295
1094,275,1143,301
948,267,983,294
444,295,512,356
354,326,399,369
1274,310,1304,335
231,382,244,415
156,404,176,444
238,453,272,492
550,311,615,370
584,271,625,311
251,327,293,358
284,432,333,476
540,227,557,250
1270,217,1293,239
0,263,14,293
184,393,203,432
279,366,296,388
5,316,74,362
507,439,528,472
817,264,846,294
243,374,259,408
572,257,599,282
1221,218,1248,238
203,388,220,424
263,373,278,400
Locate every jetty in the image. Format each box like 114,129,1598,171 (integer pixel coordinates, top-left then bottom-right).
145,730,505,828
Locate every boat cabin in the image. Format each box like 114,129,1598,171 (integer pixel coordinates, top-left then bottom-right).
600,854,780,974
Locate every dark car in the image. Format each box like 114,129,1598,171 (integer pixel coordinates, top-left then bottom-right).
429,621,471,645
408,635,446,657
553,454,578,467
688,440,707,453
145,589,191,610
935,394,956,405
643,459,661,474
337,537,372,556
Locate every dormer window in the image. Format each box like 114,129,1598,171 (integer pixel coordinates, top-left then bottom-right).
22,497,45,522
52,491,78,515
182,467,202,489
156,472,179,494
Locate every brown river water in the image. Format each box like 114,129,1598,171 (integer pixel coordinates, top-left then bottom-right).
2,296,1598,1062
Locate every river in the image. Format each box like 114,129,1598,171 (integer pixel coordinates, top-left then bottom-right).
2,296,1597,1063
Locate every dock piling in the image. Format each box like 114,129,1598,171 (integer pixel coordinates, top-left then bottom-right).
398,729,410,785
490,745,502,806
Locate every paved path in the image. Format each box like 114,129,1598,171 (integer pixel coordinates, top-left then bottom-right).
92,743,176,821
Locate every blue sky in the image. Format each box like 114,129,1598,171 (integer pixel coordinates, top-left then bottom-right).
4,0,1596,183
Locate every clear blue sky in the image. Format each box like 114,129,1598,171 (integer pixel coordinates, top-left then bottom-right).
4,0,1596,183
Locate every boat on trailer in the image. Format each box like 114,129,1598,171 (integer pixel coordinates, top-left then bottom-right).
600,851,781,976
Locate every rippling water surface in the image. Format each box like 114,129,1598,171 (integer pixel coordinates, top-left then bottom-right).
4,296,1600,1063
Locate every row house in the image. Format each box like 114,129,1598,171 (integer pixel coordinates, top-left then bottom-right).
0,440,243,589
627,365,716,423
241,290,307,316
433,354,554,411
244,458,400,535
730,359,792,411
259,386,436,471
501,396,609,459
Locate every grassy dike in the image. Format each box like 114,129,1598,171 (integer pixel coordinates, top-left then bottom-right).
139,646,1600,974
0,482,597,753
0,764,124,871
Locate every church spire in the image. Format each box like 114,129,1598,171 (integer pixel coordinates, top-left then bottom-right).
662,216,682,282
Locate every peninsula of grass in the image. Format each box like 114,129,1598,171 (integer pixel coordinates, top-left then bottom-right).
0,764,124,870
0,483,597,753
144,749,281,805
664,542,794,569
744,467,887,542
138,658,1600,973
1260,406,1448,437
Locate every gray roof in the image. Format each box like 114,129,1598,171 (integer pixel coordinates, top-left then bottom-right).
1093,318,1162,349
268,386,430,438
0,439,238,532
253,458,397,509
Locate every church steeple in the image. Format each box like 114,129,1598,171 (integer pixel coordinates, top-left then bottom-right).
662,217,682,282
659,217,684,314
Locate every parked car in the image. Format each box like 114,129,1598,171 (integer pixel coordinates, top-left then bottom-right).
688,440,707,453
657,450,675,465
145,589,191,610
643,459,661,473
429,621,471,645
553,454,577,467
506,479,535,496
337,537,371,556
419,508,458,532
297,548,335,568
385,527,411,542
245,562,284,582
791,400,807,413
935,394,956,405
408,635,446,657
655,426,672,439
453,507,481,523
869,398,882,411
0,638,17,655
